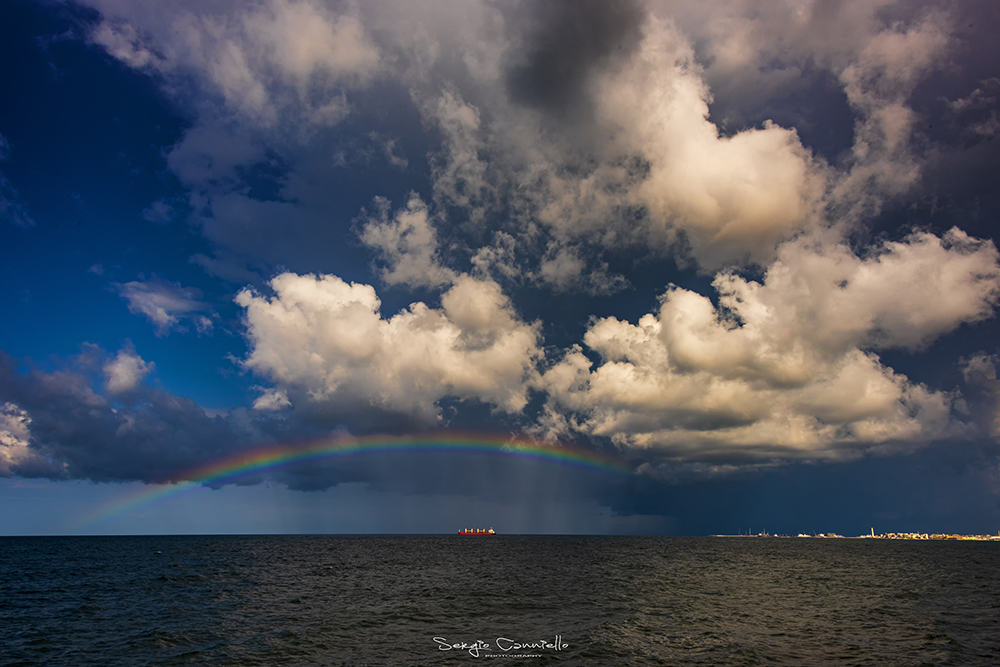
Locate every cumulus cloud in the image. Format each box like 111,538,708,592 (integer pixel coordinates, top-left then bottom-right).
597,18,828,268
0,402,34,476
405,0,954,276
656,0,952,213
424,89,495,225
0,350,267,483
67,0,1000,477
408,4,829,273
236,272,542,424
360,193,456,288
538,228,1000,459
252,387,291,412
114,277,215,336
102,343,154,395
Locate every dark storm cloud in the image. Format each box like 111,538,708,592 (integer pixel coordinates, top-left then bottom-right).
505,0,646,116
0,349,358,487
1,349,620,498
595,439,1000,536
0,350,253,482
864,4,1000,243
912,6,1000,225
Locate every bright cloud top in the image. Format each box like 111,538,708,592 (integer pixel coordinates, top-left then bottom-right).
535,14,828,269
10,0,989,482
0,402,33,476
103,344,154,395
236,272,542,423
539,229,1000,459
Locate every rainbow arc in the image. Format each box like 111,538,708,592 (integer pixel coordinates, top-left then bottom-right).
77,433,631,529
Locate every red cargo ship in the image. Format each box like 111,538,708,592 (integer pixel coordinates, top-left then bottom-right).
459,527,496,535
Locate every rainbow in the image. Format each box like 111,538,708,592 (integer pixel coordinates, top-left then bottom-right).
77,433,631,529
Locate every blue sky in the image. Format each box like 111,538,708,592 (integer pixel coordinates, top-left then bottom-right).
2,0,1000,536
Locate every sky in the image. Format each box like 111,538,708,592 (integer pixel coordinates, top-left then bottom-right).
2,0,1000,536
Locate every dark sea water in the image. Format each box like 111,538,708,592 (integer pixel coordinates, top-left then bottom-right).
2,536,1000,666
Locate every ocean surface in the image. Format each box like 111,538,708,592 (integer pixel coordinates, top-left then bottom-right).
2,536,999,666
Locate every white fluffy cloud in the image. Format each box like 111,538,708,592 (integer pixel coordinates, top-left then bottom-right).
360,193,456,288
114,278,215,336
103,345,154,395
539,228,1000,458
596,17,828,268
251,387,291,412
405,0,954,275
401,6,828,274
79,0,1000,468
0,402,33,475
236,272,542,422
655,0,951,214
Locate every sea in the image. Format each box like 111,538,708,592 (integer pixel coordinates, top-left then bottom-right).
2,536,999,666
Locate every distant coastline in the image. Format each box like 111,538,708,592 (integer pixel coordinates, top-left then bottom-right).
712,531,1000,541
